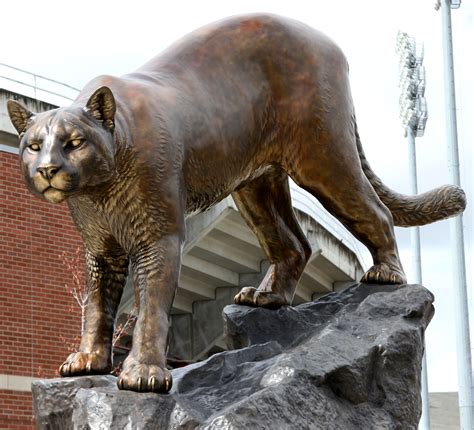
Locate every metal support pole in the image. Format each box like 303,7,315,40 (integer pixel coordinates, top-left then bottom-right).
406,127,422,284
407,127,431,430
440,1,473,428
397,32,430,428
420,354,431,429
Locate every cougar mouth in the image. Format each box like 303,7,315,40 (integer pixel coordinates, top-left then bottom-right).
33,177,73,197
43,186,69,203
35,173,78,197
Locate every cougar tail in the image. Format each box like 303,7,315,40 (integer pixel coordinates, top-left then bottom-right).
355,128,467,227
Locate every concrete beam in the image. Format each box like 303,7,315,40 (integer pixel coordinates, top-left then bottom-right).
179,275,216,300
190,235,261,273
214,215,260,247
181,254,239,287
0,89,57,136
184,199,236,253
300,264,334,292
294,281,314,303
172,294,194,314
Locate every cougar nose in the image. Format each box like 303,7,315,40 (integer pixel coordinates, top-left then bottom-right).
37,165,60,180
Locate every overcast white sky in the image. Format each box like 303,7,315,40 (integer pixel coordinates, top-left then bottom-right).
1,0,472,393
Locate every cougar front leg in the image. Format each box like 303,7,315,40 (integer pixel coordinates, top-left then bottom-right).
117,233,182,393
60,250,128,376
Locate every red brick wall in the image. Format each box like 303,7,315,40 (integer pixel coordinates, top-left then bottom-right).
0,151,84,429
0,391,34,429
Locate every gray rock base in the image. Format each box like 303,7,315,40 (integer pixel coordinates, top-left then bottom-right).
32,283,434,429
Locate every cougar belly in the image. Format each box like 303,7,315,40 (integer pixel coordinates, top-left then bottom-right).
184,164,273,216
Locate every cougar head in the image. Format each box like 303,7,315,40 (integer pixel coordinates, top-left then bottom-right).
7,87,116,203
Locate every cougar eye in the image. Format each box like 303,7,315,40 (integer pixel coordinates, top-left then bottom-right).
65,138,84,150
28,142,41,152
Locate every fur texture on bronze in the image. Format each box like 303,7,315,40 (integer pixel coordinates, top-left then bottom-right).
7,14,466,393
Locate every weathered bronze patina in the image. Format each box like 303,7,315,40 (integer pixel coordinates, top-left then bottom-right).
7,14,466,393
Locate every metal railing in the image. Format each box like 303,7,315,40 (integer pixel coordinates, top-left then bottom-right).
0,63,80,105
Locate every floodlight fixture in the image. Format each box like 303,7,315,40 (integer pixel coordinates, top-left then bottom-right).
435,0,461,10
396,31,428,138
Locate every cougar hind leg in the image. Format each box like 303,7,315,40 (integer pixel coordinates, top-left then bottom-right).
232,166,312,309
290,128,406,285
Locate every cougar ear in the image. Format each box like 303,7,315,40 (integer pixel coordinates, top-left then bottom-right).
7,100,35,136
85,86,116,130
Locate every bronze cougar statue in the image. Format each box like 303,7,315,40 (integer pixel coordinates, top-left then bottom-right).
7,14,465,393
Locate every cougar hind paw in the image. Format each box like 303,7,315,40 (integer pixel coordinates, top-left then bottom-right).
361,263,406,284
234,286,290,309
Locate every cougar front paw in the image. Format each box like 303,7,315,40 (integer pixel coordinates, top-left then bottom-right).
117,356,172,393
234,286,289,309
361,263,406,284
59,351,111,376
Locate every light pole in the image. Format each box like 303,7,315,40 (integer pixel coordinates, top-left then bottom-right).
396,31,430,430
436,1,473,428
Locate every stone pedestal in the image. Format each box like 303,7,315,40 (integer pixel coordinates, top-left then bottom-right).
32,283,433,429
